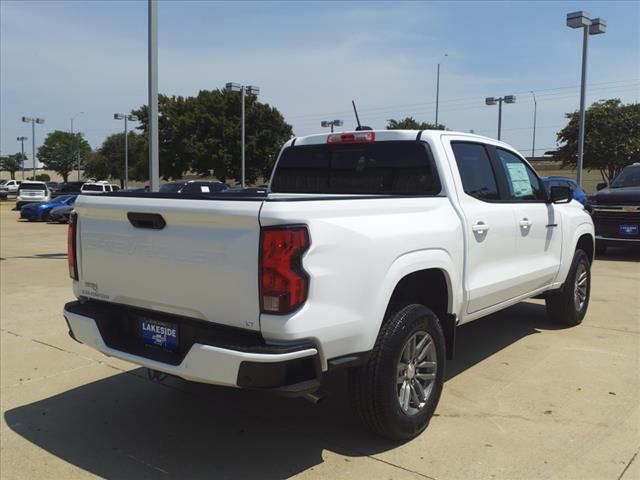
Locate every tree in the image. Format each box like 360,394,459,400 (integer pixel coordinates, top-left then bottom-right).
555,99,640,183
37,130,91,182
92,131,147,185
0,153,24,179
133,90,293,183
83,152,112,182
386,117,445,130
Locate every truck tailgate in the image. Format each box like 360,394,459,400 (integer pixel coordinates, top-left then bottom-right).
74,195,263,331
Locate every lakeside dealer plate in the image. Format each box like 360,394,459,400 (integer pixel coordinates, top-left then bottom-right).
141,319,178,352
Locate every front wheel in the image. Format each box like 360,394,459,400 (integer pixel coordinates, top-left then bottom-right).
545,249,591,326
349,304,446,441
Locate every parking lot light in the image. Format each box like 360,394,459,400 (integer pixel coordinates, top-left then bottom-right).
484,95,515,140
225,82,260,187
566,10,607,187
114,113,139,189
22,116,45,179
320,119,343,133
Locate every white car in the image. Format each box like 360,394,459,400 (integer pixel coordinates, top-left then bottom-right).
80,182,120,194
16,181,50,209
64,129,594,440
2,179,22,195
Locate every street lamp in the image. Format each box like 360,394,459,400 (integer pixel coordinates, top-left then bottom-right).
17,136,27,180
484,95,515,141
530,91,537,160
71,112,84,181
566,10,607,187
435,53,448,127
225,82,260,188
320,120,344,133
114,113,139,189
21,116,45,179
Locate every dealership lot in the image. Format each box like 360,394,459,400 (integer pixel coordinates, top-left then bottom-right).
0,202,638,479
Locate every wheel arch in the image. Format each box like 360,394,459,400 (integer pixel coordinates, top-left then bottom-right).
575,232,595,264
374,250,460,359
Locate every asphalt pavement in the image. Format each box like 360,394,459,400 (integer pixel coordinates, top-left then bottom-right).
1,202,638,480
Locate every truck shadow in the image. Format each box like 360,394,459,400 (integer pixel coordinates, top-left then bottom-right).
5,301,559,479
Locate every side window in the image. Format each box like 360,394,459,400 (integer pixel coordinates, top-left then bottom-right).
451,142,499,201
496,148,545,201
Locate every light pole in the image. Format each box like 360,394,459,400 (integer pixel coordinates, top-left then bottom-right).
530,91,537,160
321,120,344,133
149,0,159,192
17,136,27,180
21,116,45,179
225,83,260,187
566,11,607,187
71,112,84,181
484,95,515,141
114,113,138,189
435,53,448,127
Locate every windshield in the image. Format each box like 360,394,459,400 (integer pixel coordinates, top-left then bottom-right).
611,166,640,188
271,141,441,195
54,195,74,203
159,182,185,193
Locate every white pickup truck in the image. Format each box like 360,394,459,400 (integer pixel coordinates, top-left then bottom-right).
63,129,594,440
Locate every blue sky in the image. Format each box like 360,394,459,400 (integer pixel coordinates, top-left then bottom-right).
1,0,639,168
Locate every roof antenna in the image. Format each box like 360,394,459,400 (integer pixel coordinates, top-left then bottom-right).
352,100,361,129
352,99,372,131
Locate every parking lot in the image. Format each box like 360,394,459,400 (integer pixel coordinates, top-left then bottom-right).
0,201,638,480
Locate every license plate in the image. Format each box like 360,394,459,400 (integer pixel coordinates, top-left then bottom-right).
619,224,639,236
141,319,178,351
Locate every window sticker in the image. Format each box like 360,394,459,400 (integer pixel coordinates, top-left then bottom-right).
200,186,210,193
505,162,533,198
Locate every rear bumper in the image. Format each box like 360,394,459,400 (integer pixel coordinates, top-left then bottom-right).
63,300,321,395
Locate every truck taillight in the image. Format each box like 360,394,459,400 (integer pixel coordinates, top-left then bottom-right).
68,212,78,280
260,226,310,314
327,131,375,144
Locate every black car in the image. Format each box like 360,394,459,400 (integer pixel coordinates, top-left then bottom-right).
52,181,85,198
589,163,640,254
158,180,229,194
46,181,60,192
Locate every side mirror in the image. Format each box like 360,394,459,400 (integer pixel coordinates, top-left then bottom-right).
549,185,572,204
596,182,607,191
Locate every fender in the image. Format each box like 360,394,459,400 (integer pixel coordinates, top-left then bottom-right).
366,248,461,351
553,221,595,288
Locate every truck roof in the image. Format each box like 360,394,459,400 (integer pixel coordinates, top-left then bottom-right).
288,129,509,148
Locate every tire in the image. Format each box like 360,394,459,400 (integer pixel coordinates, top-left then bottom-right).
595,243,607,256
545,249,591,326
349,304,446,441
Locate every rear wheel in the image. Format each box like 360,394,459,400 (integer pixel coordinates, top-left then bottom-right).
546,249,591,326
349,304,445,441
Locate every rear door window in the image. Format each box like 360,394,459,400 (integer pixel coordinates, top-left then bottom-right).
271,141,440,195
451,142,499,201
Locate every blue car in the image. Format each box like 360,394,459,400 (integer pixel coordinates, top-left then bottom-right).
20,195,77,221
542,176,589,206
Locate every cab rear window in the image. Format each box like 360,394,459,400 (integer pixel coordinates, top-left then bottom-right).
271,141,441,195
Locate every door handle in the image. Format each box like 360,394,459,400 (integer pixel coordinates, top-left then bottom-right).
472,222,489,234
519,218,532,229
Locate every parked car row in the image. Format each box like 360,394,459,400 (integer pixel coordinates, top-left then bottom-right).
20,194,78,222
